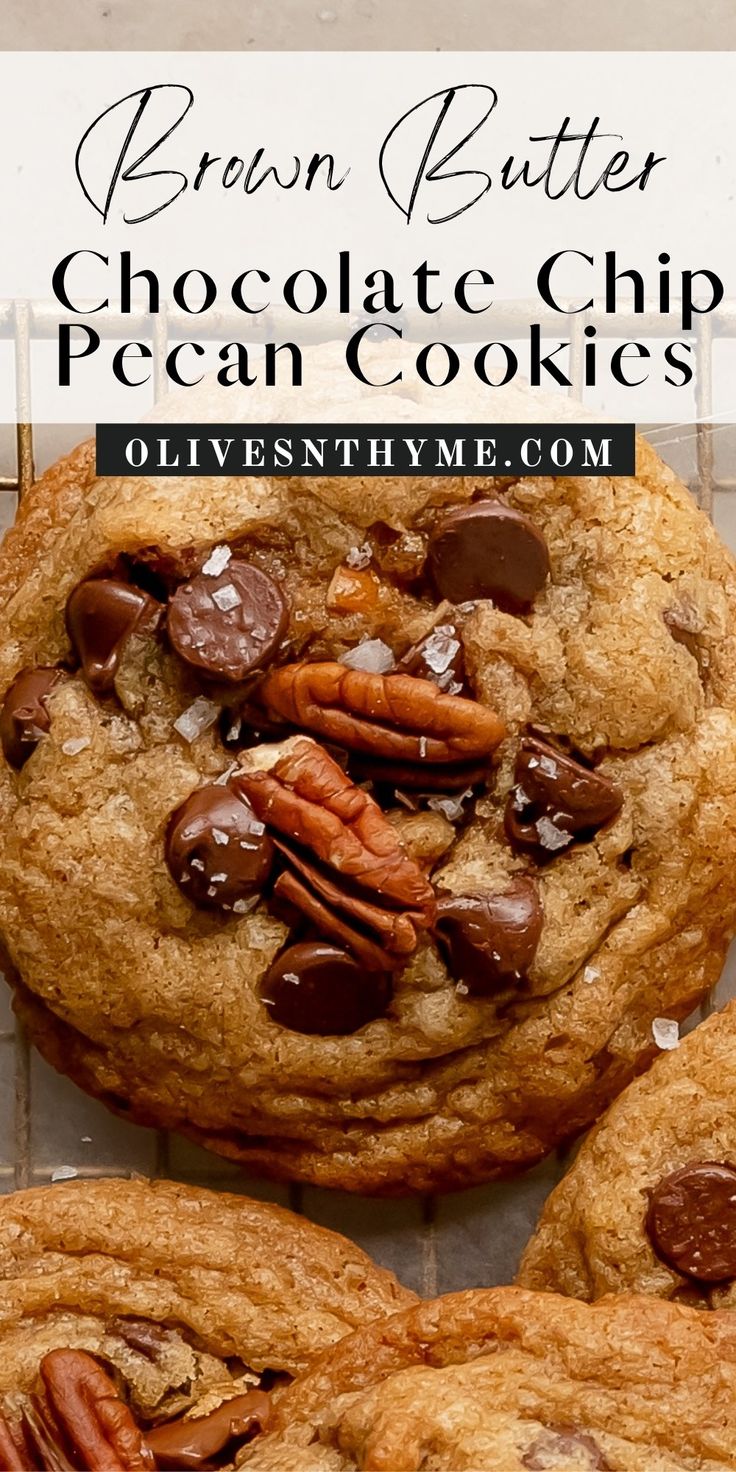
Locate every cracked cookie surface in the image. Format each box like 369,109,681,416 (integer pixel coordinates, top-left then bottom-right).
239,1287,736,1470
3,362,736,1192
0,1176,413,1468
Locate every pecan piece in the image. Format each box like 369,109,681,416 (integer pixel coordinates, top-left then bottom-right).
255,662,504,765
18,1400,73,1472
39,1350,154,1472
234,737,436,967
273,851,410,971
0,1410,32,1471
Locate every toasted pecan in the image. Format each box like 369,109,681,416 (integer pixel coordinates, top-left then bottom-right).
255,662,504,765
39,1350,154,1472
273,841,418,977
0,1411,31,1471
235,738,435,919
272,869,397,971
234,738,436,966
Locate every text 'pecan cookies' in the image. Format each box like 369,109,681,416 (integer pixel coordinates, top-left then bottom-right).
241,1288,736,1471
518,998,736,1307
3,366,736,1192
0,1178,413,1471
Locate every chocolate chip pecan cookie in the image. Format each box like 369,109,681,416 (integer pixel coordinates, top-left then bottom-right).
3,369,736,1191
240,1287,736,1470
0,1176,413,1468
518,998,736,1305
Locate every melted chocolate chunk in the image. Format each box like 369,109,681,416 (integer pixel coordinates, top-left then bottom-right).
145,1390,270,1470
522,1425,611,1469
505,736,623,860
436,878,543,996
109,1317,170,1360
66,578,161,696
0,668,64,770
428,501,550,612
166,783,274,911
167,559,288,684
646,1161,736,1282
400,623,466,694
260,942,392,1035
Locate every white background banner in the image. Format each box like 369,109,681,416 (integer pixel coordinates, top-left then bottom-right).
0,51,734,423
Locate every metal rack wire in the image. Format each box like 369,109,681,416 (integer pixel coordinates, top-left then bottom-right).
0,296,731,1293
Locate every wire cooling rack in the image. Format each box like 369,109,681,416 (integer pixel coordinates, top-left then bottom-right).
0,298,735,1299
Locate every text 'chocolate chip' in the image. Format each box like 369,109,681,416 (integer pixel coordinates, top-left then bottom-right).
0,667,64,769
646,1161,736,1282
66,578,161,696
166,782,274,911
505,735,623,860
436,878,543,996
428,501,550,612
261,942,392,1035
168,558,288,684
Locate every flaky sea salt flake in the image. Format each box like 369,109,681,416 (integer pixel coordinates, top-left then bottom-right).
212,584,241,612
345,542,372,569
427,789,473,823
422,629,460,675
174,697,220,743
212,829,230,846
339,639,395,674
51,1166,78,1182
536,817,571,851
652,1017,680,1051
233,896,260,914
61,737,91,756
202,545,232,576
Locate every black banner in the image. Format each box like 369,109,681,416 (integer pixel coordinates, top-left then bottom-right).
95,422,635,478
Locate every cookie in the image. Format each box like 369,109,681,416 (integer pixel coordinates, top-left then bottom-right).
518,998,736,1306
240,1286,736,1470
0,1176,413,1467
3,356,736,1192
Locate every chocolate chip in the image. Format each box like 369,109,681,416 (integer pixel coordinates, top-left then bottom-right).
505,735,623,860
260,942,392,1034
646,1161,736,1282
348,753,488,793
0,668,64,770
167,559,288,684
145,1390,271,1469
436,878,543,995
428,501,550,612
400,623,466,694
109,1317,169,1359
166,782,274,911
663,601,706,663
522,1426,611,1469
66,578,161,696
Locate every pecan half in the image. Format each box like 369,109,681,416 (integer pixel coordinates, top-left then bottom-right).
234,737,436,968
39,1350,154,1471
255,662,504,766
0,1353,270,1472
